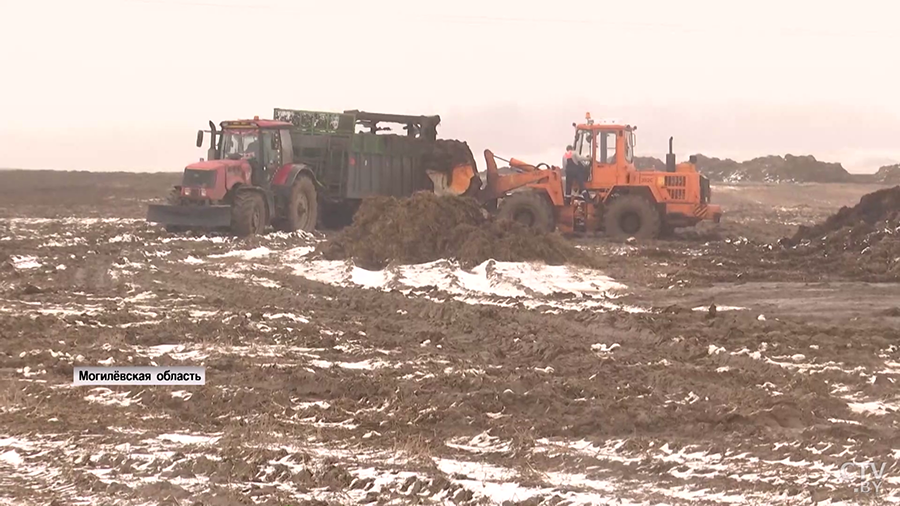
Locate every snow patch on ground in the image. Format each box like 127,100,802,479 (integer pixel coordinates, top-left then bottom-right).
10,255,41,270
289,258,641,312
208,246,272,259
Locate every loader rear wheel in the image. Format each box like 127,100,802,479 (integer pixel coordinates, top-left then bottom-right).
231,191,265,237
498,191,555,233
603,194,661,239
279,175,318,233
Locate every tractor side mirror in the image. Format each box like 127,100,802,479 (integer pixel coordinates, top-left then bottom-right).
196,130,204,148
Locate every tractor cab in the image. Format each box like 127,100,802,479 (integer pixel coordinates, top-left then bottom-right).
161,116,296,209
196,117,295,188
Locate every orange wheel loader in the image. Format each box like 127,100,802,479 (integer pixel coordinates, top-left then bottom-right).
430,113,722,238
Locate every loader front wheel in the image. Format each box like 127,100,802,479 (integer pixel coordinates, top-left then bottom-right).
603,194,661,239
280,175,318,232
231,191,266,237
498,191,555,233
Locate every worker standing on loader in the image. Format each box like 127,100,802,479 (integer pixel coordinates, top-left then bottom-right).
563,145,590,200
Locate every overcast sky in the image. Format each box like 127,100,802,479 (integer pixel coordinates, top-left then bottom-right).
2,0,898,172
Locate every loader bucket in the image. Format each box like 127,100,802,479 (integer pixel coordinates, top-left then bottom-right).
427,164,478,197
146,204,233,229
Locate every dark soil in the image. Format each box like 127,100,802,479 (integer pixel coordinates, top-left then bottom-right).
741,185,900,282
318,192,592,269
1,172,898,504
791,185,900,242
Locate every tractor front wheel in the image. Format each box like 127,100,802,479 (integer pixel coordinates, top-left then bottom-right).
231,191,266,237
603,194,661,239
497,191,555,233
278,176,318,233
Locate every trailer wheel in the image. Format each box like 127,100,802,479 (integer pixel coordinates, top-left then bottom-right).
498,191,555,233
280,175,318,232
231,191,265,237
603,194,661,239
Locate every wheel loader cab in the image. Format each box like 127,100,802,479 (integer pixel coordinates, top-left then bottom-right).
571,117,636,189
559,113,723,236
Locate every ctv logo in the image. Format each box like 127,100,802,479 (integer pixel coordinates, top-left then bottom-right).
840,461,888,494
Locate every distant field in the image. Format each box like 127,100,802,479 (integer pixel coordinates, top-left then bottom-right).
0,169,893,221
0,170,180,218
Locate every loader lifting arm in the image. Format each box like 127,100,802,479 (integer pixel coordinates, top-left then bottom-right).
428,149,566,205
478,150,565,204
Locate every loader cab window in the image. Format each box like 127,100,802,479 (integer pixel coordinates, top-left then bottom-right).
222,130,260,160
596,131,617,164
573,129,594,161
625,131,635,164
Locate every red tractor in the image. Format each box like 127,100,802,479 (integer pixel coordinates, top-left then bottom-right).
147,117,318,235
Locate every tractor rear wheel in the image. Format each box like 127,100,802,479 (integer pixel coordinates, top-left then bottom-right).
278,175,318,233
497,191,555,233
603,194,661,239
231,191,266,237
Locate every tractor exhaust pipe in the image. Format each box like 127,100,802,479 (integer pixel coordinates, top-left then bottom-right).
666,136,676,173
207,121,218,161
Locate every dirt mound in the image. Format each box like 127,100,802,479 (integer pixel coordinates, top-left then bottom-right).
873,164,900,184
634,156,666,171
694,154,852,183
629,153,853,183
767,186,900,281
318,192,592,270
791,186,900,242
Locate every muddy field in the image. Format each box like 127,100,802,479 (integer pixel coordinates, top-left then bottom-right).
1,171,900,505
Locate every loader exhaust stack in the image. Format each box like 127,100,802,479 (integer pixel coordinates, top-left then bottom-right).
666,136,676,173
